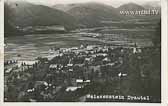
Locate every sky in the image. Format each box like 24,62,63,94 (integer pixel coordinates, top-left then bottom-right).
6,0,160,7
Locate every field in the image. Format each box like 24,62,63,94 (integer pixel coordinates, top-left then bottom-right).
5,19,158,61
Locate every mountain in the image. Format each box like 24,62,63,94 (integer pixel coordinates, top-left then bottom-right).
65,2,122,27
142,1,161,10
5,3,23,36
5,1,78,31
118,3,145,11
53,4,77,12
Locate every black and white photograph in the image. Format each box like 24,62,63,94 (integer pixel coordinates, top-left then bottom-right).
4,0,161,103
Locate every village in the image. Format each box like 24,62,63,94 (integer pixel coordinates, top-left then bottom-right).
4,44,160,102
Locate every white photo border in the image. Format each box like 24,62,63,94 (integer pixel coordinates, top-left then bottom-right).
0,0,167,106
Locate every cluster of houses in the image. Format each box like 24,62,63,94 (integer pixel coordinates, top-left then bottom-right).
4,43,144,101
4,60,39,74
44,44,143,92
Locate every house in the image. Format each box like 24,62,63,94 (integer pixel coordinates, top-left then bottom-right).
76,79,83,83
85,58,91,61
87,45,96,50
103,57,111,62
34,81,48,89
67,64,73,67
49,64,58,70
106,63,115,66
96,53,108,57
66,86,81,92
71,47,78,50
27,88,35,93
84,80,91,83
76,79,91,87
118,72,127,77
68,69,73,72
133,47,142,54
5,68,12,74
